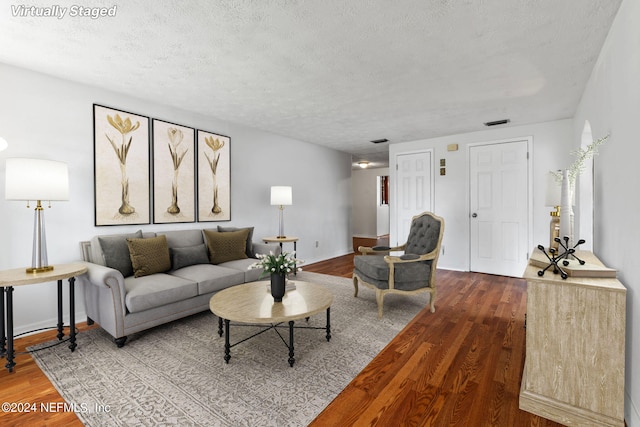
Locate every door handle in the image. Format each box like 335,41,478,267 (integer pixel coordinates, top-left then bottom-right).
472,213,477,218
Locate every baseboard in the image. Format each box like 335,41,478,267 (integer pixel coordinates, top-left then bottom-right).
13,310,88,338
626,388,639,427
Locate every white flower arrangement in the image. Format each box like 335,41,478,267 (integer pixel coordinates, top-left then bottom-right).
551,134,609,187
248,251,303,277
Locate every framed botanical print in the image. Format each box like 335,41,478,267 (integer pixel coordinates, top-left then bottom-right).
197,129,231,221
93,104,150,226
152,119,196,224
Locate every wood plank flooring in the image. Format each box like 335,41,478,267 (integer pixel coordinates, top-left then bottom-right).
306,256,563,426
0,253,563,426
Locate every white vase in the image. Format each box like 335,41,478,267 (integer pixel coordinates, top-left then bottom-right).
558,169,574,250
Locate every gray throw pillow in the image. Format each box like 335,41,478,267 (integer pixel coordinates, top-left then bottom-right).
170,244,209,270
98,230,143,277
218,226,255,257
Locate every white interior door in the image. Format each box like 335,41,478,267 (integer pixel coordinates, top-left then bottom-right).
469,140,529,277
395,151,433,246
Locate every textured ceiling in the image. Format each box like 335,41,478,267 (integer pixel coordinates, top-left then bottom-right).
0,1,622,168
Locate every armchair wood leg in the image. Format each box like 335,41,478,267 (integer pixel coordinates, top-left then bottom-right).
353,275,359,297
430,292,436,313
376,290,384,319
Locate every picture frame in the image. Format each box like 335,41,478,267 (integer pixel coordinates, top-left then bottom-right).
196,129,231,222
152,119,196,224
93,104,150,226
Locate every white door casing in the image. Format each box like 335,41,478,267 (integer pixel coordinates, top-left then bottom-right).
469,139,530,277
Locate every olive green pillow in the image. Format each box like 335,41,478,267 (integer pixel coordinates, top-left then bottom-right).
203,228,249,264
126,235,171,278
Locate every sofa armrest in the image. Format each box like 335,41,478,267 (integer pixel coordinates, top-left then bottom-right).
77,261,128,338
252,242,281,256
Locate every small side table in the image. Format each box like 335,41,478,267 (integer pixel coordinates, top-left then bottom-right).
262,236,299,274
0,262,87,372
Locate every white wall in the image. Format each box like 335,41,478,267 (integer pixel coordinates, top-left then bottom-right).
0,63,352,335
573,0,640,423
351,167,389,238
389,120,573,272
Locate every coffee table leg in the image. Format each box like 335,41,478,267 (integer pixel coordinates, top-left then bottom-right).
217,317,223,337
288,320,295,367
224,319,231,364
326,307,331,342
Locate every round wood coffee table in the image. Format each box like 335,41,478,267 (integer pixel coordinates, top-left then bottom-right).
209,280,333,366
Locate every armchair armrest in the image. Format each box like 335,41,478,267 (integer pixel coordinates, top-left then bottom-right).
358,244,405,255
383,248,439,264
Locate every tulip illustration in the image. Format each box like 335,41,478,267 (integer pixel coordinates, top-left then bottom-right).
106,114,140,215
204,136,225,214
166,127,187,214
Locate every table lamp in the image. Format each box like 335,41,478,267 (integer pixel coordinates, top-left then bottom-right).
5,158,69,273
545,171,561,250
270,186,292,238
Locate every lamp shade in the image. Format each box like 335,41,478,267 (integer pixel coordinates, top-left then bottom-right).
270,186,292,206
545,171,561,207
5,158,69,201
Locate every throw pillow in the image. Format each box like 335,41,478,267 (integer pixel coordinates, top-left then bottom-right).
204,228,249,264
170,244,209,270
98,230,143,277
127,235,172,278
217,226,255,257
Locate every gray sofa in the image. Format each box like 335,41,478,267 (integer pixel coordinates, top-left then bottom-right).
78,227,277,347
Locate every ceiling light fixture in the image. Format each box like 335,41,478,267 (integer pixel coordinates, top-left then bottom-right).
484,119,511,127
358,161,369,168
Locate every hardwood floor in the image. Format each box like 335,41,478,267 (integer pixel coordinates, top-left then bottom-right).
0,254,562,426
304,255,563,426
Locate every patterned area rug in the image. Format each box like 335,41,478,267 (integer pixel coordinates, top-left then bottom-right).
30,272,429,426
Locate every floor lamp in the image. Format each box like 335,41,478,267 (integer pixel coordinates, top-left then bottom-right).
270,186,292,238
5,158,69,273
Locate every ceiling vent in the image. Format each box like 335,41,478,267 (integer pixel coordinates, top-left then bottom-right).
484,119,510,127
370,138,389,144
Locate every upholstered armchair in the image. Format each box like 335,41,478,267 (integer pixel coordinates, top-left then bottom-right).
353,212,444,318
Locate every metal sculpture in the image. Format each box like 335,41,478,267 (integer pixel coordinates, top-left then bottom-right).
537,236,586,279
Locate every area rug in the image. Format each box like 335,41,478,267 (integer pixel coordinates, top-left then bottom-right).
30,272,429,426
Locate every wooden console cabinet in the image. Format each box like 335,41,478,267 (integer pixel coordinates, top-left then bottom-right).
520,249,626,426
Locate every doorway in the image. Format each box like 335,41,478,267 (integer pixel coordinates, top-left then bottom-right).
393,150,434,246
469,139,530,277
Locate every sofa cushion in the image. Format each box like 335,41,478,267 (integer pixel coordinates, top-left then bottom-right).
127,235,172,278
219,258,264,282
203,228,249,264
169,244,209,270
159,229,204,249
169,264,246,295
124,273,198,313
98,230,143,277
218,226,255,258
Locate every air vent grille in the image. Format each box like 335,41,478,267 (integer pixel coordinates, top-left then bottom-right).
484,119,510,127
370,138,389,144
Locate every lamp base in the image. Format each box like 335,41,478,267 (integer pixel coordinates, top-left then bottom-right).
26,265,54,274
